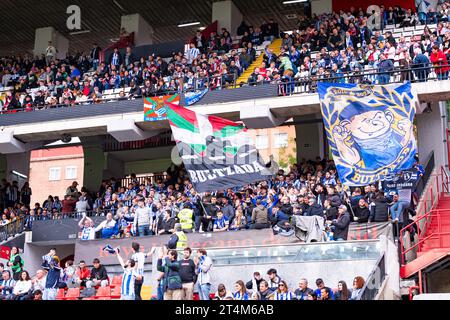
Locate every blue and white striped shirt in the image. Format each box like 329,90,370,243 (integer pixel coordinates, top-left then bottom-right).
233,291,249,300
121,268,138,297
273,291,294,300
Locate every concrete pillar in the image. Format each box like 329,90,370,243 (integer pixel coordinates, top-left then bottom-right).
294,115,325,162
416,101,447,170
0,152,31,187
212,0,243,35
34,27,69,60
81,137,105,193
103,153,126,181
310,0,333,16
121,14,154,46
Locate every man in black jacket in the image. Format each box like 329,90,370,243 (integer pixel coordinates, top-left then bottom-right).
331,205,351,241
179,247,196,301
202,196,220,232
86,258,109,288
246,271,264,292
353,199,370,223
305,198,323,217
369,193,390,223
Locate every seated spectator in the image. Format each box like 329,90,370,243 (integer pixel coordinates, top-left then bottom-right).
251,199,270,229
256,280,274,300
229,207,246,231
334,280,351,300
213,211,229,232
95,212,119,238
305,197,323,216
350,276,365,300
12,271,32,300
246,271,264,292
323,199,338,220
314,278,334,300
294,278,313,301
75,260,91,287
273,280,295,300
214,283,233,300
319,287,334,300
233,280,250,300
157,210,176,235
0,270,16,300
86,258,109,288
353,198,370,223
30,269,47,295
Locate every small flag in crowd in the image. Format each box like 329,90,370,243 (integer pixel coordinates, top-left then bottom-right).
0,245,10,259
102,245,119,254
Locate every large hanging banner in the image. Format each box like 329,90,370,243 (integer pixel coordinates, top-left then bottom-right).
318,82,417,186
144,94,180,121
166,102,272,192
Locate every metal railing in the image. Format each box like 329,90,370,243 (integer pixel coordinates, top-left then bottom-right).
120,174,167,188
356,253,386,300
0,217,25,243
400,166,449,266
277,63,450,96
0,73,239,115
415,151,435,199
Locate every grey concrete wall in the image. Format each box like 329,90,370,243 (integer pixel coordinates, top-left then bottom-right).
23,243,75,275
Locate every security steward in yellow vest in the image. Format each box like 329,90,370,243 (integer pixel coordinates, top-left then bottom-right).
177,203,194,233
171,223,188,250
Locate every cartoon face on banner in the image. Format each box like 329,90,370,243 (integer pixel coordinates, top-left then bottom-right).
319,82,417,186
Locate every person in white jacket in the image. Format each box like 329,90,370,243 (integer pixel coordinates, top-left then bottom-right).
13,271,32,300
75,196,91,218
194,248,213,300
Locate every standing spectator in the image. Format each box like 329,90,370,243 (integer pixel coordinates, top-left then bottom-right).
0,270,15,300
109,48,122,69
62,195,77,217
66,181,79,200
430,45,449,80
90,43,102,71
45,41,56,65
178,203,194,233
75,196,90,217
194,248,213,300
86,258,109,288
246,271,264,292
273,280,295,300
266,268,282,290
251,199,270,229
186,43,200,65
20,182,32,207
41,251,61,300
353,198,370,223
331,205,351,241
179,247,196,300
294,278,313,301
157,248,183,300
130,242,154,300
412,48,431,82
12,270,32,300
7,246,24,281
335,280,350,300
377,53,394,84
78,214,96,240
350,276,365,300
134,198,152,236
233,280,250,300
24,209,37,230
369,193,390,223
115,248,141,300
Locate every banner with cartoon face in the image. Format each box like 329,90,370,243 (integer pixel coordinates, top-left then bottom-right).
318,82,417,186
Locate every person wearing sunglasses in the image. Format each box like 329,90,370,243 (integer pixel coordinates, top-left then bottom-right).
273,280,294,300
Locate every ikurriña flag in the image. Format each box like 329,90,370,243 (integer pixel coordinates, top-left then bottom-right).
318,82,417,186
165,102,272,192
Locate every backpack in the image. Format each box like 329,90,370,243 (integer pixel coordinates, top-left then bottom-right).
167,234,179,249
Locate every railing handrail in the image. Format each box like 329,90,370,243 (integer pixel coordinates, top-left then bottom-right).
356,252,386,300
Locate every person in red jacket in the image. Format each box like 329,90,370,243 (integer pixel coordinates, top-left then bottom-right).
75,260,91,287
61,195,77,218
430,45,449,80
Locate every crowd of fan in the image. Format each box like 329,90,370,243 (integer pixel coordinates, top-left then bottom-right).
0,244,367,301
1,155,424,244
2,3,450,112
246,5,450,92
